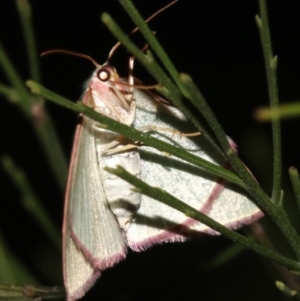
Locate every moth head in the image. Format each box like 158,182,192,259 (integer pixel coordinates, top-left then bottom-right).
87,64,135,124
96,65,119,83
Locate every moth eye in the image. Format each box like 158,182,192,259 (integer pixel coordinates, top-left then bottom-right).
97,68,111,82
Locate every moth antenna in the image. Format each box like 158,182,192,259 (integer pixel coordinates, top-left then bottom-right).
41,49,101,67
107,0,178,61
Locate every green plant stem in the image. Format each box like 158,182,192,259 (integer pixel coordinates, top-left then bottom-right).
0,42,32,113
256,0,281,205
254,102,300,121
26,80,248,189
0,284,65,301
1,156,60,248
228,147,300,259
107,165,300,272
16,0,41,82
255,1,300,260
118,0,186,95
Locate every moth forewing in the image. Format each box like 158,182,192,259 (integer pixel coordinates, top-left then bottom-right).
63,66,141,300
126,88,262,250
63,118,127,300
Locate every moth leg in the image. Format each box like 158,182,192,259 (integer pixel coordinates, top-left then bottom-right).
101,135,138,155
137,125,201,138
103,143,138,155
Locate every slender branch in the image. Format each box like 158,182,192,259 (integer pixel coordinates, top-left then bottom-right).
256,0,281,205
16,0,41,82
118,0,187,96
0,284,65,301
0,41,32,114
254,102,300,121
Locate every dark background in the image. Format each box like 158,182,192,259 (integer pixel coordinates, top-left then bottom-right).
1,1,300,300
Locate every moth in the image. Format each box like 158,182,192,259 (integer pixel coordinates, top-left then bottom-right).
42,3,261,300
58,53,263,301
